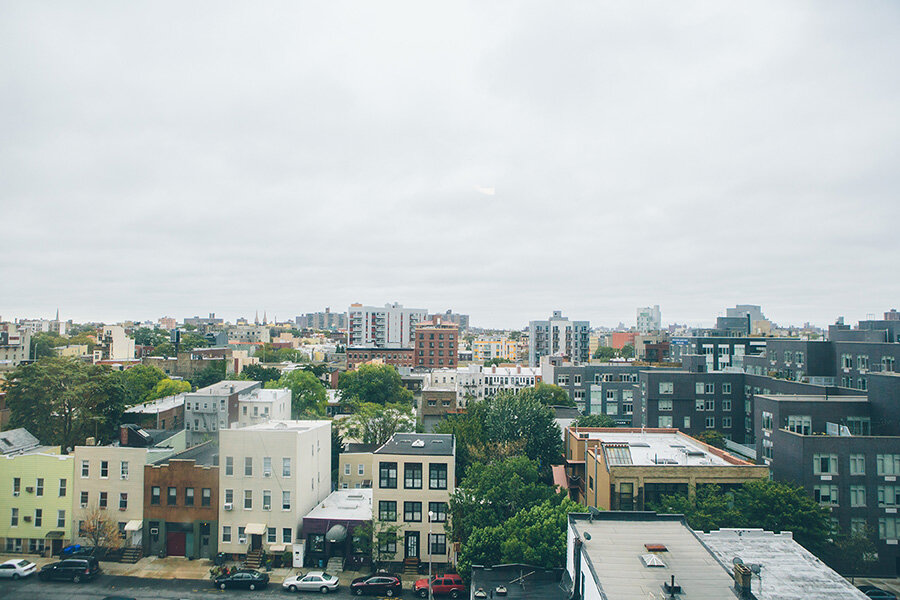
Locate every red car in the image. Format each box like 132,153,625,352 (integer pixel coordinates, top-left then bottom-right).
351,574,403,597
414,574,467,598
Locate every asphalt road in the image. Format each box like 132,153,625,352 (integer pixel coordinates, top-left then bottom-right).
0,574,396,600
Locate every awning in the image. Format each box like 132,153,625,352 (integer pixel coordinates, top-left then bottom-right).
268,544,287,552
245,523,267,536
45,531,65,539
326,524,347,543
125,520,143,532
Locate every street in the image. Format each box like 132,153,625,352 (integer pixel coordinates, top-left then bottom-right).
0,574,391,600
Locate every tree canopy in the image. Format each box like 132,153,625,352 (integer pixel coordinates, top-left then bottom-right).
116,364,166,405
338,364,413,405
146,378,191,400
277,369,327,417
132,327,170,348
30,331,69,359
189,361,226,389
241,364,282,384
691,430,726,449
573,413,617,428
520,382,574,407
340,401,415,446
6,357,126,449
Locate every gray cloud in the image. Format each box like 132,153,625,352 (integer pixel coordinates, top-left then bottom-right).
2,2,899,329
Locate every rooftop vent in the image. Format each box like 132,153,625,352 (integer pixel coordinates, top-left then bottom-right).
640,554,666,567
411,439,425,448
629,442,651,448
431,439,444,444
644,544,667,552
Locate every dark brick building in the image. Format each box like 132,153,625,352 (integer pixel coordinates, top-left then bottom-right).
413,316,458,369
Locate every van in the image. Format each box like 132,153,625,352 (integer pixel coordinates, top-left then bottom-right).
38,557,102,583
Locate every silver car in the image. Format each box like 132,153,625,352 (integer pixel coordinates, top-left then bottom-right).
283,571,340,593
0,559,36,579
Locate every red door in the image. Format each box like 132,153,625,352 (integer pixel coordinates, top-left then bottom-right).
166,531,186,556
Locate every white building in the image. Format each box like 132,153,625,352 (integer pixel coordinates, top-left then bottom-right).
229,325,271,344
98,325,135,361
456,364,540,408
636,305,662,334
218,420,331,558
347,303,427,349
183,380,262,445
0,324,31,369
236,388,292,428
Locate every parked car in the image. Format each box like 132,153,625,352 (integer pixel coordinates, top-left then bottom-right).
414,574,467,598
283,571,340,593
0,559,36,580
351,574,403,596
38,557,102,583
60,544,96,558
865,589,898,600
214,569,269,591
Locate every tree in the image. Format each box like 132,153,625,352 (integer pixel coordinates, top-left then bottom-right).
132,327,170,348
30,331,69,359
828,526,878,581
521,382,574,407
593,346,618,360
279,369,327,417
483,358,505,367
190,361,226,389
338,364,413,405
151,341,176,357
340,402,415,446
79,504,124,551
117,364,166,406
146,378,191,400
620,344,635,359
573,414,617,428
178,332,209,352
242,364,282,384
6,357,126,449
357,520,404,568
692,430,726,449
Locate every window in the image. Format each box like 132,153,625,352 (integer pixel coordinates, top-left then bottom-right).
606,403,618,416
705,383,715,394
705,417,715,429
658,399,672,411
379,501,398,521
10,508,18,527
722,383,732,394
851,518,867,535
705,399,715,411
858,355,869,370
245,457,253,477
267,527,277,543
787,415,812,435
879,486,900,507
100,461,109,478
430,533,447,555
151,486,160,505
238,526,246,543
120,461,129,480
695,399,705,411
35,478,43,497
81,460,89,478
430,463,448,490
358,464,365,476
283,528,292,543
261,489,271,510
850,454,866,476
225,456,234,476
722,399,732,411
379,462,398,488
119,493,128,510
850,485,866,507
879,518,900,540
877,455,900,476
404,501,422,522
761,411,774,431
58,478,66,497
244,490,252,510
225,489,233,505
344,464,351,476
223,526,232,543
847,417,871,436
379,532,397,554
722,417,732,429
814,454,839,475
34,509,41,527
814,485,839,506
167,487,177,505
695,382,704,394
282,490,291,511
683,416,691,428
659,382,673,394
99,491,108,508
282,457,292,477
841,354,853,369
429,502,448,522
57,510,65,528
658,415,673,428
12,477,20,495
80,491,89,508
185,488,195,507
263,456,272,476
558,375,569,385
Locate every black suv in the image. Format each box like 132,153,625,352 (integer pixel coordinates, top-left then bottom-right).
39,557,101,583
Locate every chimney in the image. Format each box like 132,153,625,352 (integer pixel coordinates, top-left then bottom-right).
733,564,752,598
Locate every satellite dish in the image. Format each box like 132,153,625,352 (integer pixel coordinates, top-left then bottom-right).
750,564,762,574
732,557,743,565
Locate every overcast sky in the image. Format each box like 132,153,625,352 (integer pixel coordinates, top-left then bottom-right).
2,2,899,330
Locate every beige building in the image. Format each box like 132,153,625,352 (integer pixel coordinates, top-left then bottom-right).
338,444,376,489
472,337,518,363
372,433,455,568
564,427,768,510
218,420,331,558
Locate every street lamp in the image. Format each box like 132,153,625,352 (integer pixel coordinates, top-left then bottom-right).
428,510,435,600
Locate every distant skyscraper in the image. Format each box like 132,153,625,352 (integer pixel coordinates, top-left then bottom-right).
528,310,590,367
636,305,662,334
347,302,427,349
725,304,766,323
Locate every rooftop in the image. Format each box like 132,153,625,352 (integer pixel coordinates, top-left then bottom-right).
233,419,331,433
0,428,41,455
302,489,372,522
240,388,290,403
470,565,566,600
190,380,259,396
699,529,867,600
375,433,455,456
573,429,745,467
756,394,869,403
153,439,219,467
124,393,186,414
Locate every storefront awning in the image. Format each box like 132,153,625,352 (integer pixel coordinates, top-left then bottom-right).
45,531,65,539
245,523,267,536
125,520,143,532
268,544,287,552
326,524,347,543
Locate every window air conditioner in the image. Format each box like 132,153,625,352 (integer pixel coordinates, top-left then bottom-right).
238,537,247,544
12,491,19,497
263,504,271,511
25,487,33,493
224,503,233,511
150,528,159,535
121,475,128,480
263,471,271,477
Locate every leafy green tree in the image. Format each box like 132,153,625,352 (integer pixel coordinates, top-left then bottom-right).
117,364,166,405
482,358,505,367
132,327,170,348
146,378,191,400
340,401,415,446
620,344,635,359
574,413,617,428
190,361,226,389
178,332,209,352
592,346,618,360
331,427,344,483
6,357,126,448
151,341,176,357
828,526,877,581
279,369,327,417
692,430,726,449
450,456,557,543
242,364,282,384
520,382,574,407
30,331,69,359
338,364,413,405
67,332,98,351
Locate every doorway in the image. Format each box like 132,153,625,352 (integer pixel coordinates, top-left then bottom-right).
405,531,419,559
166,531,186,556
251,534,262,551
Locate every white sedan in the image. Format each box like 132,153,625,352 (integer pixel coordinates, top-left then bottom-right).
0,559,36,579
282,571,340,593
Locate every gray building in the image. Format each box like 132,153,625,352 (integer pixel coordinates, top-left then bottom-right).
182,380,261,445
528,311,589,367
669,335,766,372
296,308,347,331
